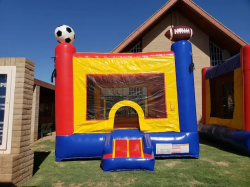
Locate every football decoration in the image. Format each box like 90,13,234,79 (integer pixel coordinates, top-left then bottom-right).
55,25,75,44
165,26,194,42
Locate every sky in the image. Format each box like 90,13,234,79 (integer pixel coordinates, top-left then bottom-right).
0,0,249,84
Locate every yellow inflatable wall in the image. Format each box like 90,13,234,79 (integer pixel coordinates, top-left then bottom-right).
73,52,180,133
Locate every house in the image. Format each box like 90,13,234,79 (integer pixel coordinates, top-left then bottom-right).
31,79,55,143
111,0,248,121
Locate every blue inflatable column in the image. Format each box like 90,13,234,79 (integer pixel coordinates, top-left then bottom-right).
171,41,197,132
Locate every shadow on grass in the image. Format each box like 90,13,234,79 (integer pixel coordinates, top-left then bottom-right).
57,158,104,170
156,156,198,160
0,182,17,187
199,135,250,157
59,158,101,162
33,151,51,175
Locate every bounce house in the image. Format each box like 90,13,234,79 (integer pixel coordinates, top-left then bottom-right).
199,44,250,154
53,25,199,172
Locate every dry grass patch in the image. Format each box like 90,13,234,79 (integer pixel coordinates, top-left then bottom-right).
200,158,229,166
69,184,82,187
123,178,137,186
95,182,108,187
165,161,181,167
52,180,64,187
189,180,203,186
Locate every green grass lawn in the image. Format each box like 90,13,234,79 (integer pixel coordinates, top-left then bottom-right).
22,135,250,187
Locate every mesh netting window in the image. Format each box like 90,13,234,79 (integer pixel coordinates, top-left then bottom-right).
86,73,167,122
210,71,234,119
223,82,234,118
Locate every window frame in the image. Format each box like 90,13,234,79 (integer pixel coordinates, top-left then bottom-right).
0,66,16,154
129,41,142,53
209,41,224,66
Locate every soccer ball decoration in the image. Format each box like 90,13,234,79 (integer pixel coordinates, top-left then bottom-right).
55,25,75,44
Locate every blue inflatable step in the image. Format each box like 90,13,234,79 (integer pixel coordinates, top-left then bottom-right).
101,134,155,172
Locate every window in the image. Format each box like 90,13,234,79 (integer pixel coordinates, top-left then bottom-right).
209,41,224,66
129,41,142,53
40,103,52,117
0,66,16,153
0,74,7,146
129,87,143,96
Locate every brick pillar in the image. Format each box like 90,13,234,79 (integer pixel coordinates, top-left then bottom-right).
30,85,40,143
0,58,34,186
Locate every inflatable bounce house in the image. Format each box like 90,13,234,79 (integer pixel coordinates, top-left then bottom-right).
199,44,250,154
53,25,199,172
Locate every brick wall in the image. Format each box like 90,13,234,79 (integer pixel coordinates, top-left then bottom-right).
142,13,173,51
0,58,34,186
30,85,40,143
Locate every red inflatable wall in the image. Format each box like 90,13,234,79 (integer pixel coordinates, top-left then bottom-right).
241,45,250,131
201,67,210,124
55,43,76,135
